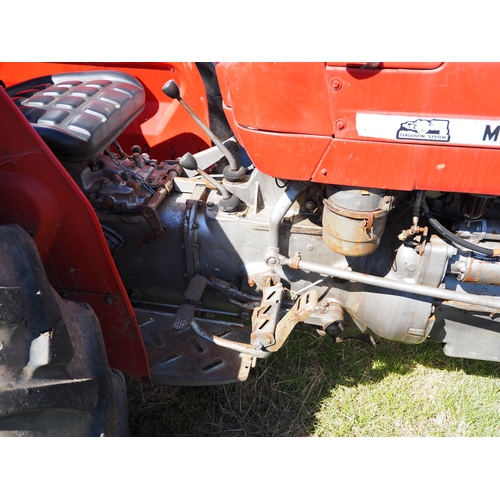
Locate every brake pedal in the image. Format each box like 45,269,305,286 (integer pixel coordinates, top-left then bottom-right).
184,274,207,304
172,304,195,331
171,274,207,331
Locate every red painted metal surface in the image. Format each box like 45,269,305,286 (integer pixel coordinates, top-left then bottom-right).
217,62,500,194
217,62,333,135
326,62,443,70
223,105,331,180
311,139,500,194
0,86,150,380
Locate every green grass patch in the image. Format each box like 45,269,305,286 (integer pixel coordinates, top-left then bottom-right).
127,328,500,437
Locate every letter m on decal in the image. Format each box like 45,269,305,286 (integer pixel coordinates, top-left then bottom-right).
483,125,500,142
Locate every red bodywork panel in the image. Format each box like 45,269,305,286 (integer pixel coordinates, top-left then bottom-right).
216,62,500,194
0,62,211,380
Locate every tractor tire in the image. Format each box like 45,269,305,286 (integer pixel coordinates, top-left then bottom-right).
0,224,129,436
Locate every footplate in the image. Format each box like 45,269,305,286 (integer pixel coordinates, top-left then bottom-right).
135,308,254,386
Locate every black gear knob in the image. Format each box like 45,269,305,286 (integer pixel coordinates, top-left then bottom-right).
179,152,198,171
162,80,181,100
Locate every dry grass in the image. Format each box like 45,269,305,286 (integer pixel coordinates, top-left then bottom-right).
127,327,500,437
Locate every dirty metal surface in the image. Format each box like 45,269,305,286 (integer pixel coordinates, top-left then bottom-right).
429,305,500,362
135,308,254,385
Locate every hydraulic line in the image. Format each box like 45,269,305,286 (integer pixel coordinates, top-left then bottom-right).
268,182,308,251
421,199,500,257
412,191,424,229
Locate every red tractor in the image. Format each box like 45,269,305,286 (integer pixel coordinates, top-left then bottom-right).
1,62,500,435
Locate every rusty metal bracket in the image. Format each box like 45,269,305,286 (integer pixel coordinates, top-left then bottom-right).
288,250,302,270
139,205,165,247
266,290,318,352
251,284,284,349
189,286,318,359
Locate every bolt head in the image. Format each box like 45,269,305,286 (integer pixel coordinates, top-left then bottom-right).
330,79,342,91
252,340,262,350
336,119,346,131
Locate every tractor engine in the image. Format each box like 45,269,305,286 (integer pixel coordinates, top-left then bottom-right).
98,159,500,351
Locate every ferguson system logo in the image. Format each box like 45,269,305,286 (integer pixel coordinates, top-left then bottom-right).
397,119,450,142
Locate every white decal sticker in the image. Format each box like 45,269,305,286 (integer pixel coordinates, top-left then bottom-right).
356,113,500,147
397,119,450,142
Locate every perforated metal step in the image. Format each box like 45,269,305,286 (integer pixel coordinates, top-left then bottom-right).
135,308,253,385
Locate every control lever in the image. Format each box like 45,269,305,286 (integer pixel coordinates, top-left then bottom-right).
162,79,246,182
180,153,241,212
183,137,238,177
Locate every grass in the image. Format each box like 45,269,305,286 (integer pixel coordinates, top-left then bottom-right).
126,327,500,437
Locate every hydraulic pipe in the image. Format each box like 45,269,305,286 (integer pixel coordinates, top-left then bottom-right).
422,199,500,257
268,182,307,251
